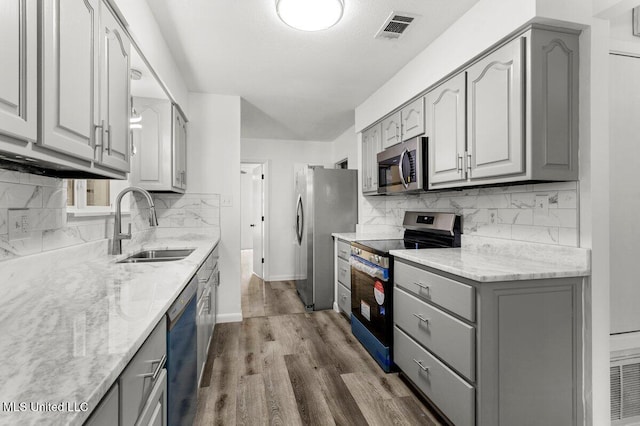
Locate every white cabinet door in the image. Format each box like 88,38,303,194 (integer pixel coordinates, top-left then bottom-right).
98,3,130,173
172,106,187,190
467,37,524,180
369,123,381,191
401,97,425,141
361,132,370,192
0,0,37,142
426,73,466,187
135,369,167,426
131,97,173,190
362,123,380,193
381,111,401,149
39,0,99,161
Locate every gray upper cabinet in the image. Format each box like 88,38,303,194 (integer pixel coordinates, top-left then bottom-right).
467,36,524,180
0,0,37,143
381,99,425,150
400,97,425,142
39,0,100,163
425,73,466,186
35,0,130,178
361,123,381,194
172,105,187,191
131,98,187,193
427,26,579,190
381,111,401,149
96,3,131,173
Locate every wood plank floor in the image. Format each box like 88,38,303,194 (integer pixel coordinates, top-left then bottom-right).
195,250,443,425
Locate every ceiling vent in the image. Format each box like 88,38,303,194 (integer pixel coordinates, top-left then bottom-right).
611,354,640,424
375,11,419,40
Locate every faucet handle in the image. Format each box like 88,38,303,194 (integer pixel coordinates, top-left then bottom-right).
124,223,132,239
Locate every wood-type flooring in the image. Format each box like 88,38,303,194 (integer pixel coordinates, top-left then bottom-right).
195,251,443,425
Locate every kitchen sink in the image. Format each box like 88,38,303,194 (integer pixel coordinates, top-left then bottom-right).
117,248,195,264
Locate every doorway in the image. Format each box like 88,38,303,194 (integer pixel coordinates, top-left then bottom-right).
240,162,266,279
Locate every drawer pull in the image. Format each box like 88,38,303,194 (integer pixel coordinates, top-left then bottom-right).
413,313,430,324
413,359,429,372
138,354,166,381
339,250,348,257
414,282,431,295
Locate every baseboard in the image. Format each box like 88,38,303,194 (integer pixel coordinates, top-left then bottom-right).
216,312,243,324
267,274,303,282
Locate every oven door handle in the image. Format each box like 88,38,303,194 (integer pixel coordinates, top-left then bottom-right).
350,257,389,281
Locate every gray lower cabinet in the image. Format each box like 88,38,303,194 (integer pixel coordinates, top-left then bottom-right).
85,383,119,426
135,369,167,426
334,238,351,317
393,259,584,426
337,282,351,317
120,316,167,426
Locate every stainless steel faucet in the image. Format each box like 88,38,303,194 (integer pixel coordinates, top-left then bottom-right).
112,186,159,255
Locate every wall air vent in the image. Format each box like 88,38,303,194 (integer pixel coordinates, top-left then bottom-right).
611,354,640,424
375,11,419,40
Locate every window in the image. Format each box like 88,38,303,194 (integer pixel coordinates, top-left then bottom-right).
66,179,131,214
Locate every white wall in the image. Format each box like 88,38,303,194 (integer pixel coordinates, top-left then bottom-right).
188,93,242,323
112,0,189,115
241,138,334,281
331,125,358,170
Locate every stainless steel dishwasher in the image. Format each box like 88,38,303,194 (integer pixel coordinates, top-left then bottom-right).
166,276,197,426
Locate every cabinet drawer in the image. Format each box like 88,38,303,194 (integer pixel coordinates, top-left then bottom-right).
120,316,167,426
394,327,474,426
394,287,475,381
394,261,475,321
337,257,351,289
337,240,351,260
337,282,351,318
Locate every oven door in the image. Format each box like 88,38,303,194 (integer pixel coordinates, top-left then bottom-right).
350,257,392,346
377,137,425,194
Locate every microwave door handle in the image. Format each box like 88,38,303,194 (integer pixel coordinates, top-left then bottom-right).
398,149,409,188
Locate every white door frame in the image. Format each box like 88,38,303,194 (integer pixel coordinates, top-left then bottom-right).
241,159,270,281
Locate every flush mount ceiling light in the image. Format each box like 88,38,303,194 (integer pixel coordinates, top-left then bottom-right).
276,0,344,31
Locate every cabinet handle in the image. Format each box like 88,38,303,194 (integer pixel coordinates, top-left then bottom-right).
413,313,430,324
106,124,112,154
413,282,430,296
457,154,463,173
93,120,105,150
138,354,167,381
339,250,348,258
413,359,429,372
181,171,186,185
467,153,472,175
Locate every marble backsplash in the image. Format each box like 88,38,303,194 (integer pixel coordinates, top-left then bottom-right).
0,169,221,261
361,181,580,247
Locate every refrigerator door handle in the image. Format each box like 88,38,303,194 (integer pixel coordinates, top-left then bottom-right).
296,195,304,245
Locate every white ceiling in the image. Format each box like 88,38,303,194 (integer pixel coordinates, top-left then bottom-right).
146,0,479,141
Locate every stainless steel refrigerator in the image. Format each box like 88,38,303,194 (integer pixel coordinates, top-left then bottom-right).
294,166,357,311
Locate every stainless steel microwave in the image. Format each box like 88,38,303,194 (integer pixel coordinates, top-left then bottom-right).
377,137,426,194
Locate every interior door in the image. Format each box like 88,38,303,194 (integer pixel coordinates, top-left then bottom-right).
252,164,264,278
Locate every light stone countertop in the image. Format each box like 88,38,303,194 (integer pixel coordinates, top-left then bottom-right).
331,231,404,242
0,228,220,426
390,235,591,282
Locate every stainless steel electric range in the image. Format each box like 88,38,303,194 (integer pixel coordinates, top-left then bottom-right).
350,211,462,372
